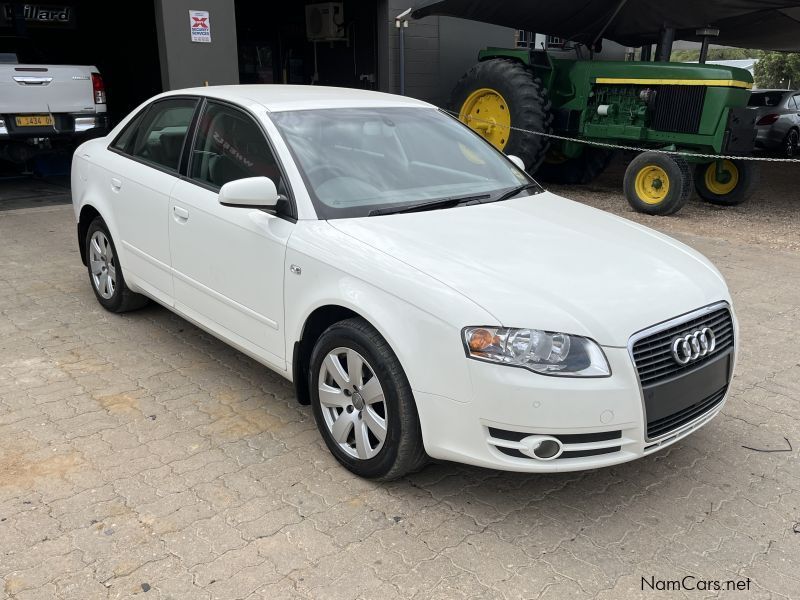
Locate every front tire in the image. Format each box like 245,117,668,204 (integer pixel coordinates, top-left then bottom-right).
694,159,759,206
85,217,148,313
623,152,692,215
309,318,427,480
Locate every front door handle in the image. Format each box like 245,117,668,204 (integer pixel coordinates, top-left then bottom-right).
173,205,189,221
110,177,122,191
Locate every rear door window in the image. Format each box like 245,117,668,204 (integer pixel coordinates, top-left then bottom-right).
115,98,198,172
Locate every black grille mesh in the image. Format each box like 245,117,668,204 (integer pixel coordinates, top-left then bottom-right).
647,387,727,439
632,307,734,386
651,86,706,134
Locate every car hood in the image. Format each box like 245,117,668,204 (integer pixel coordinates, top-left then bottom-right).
328,192,729,347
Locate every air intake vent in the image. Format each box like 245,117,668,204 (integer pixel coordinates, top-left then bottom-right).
647,387,727,439
651,86,706,134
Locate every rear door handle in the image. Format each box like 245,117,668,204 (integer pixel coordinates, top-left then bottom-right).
173,206,189,221
110,177,122,191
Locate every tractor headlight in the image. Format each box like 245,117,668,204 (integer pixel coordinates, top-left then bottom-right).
462,327,610,377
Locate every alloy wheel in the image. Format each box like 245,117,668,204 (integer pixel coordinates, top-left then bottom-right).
89,231,116,299
786,130,798,158
317,347,387,460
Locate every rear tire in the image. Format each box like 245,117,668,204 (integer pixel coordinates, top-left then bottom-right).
623,152,692,216
536,147,615,185
694,159,758,206
451,58,552,172
309,318,427,481
85,217,149,313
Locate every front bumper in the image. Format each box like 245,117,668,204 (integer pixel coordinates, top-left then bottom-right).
415,310,735,473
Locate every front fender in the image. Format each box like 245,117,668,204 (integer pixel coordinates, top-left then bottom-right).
286,221,494,403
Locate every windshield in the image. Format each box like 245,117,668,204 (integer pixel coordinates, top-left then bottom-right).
747,91,787,107
269,107,538,219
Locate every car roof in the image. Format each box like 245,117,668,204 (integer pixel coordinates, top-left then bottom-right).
160,84,436,112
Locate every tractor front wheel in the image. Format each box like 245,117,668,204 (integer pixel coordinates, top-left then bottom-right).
623,152,692,216
694,159,758,206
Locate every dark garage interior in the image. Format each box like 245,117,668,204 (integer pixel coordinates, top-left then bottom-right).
235,0,378,89
0,0,163,125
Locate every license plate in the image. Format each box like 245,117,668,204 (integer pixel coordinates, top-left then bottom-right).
15,115,54,127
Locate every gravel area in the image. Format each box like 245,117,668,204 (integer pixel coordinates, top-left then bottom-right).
549,156,800,253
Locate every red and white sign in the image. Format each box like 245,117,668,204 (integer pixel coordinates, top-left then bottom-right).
189,10,211,43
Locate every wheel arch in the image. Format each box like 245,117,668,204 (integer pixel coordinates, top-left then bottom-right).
289,288,474,409
292,304,364,405
77,204,102,265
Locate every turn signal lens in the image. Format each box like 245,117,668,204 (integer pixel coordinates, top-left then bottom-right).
462,326,610,377
467,328,496,352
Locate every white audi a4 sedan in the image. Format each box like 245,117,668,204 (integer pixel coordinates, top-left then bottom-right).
71,86,737,480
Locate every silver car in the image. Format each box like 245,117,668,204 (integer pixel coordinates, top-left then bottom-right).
748,89,800,157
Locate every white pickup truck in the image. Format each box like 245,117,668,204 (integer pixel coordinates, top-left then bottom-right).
0,51,108,164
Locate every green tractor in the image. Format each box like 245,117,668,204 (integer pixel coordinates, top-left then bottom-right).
451,49,759,215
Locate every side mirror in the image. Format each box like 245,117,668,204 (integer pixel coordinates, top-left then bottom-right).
218,176,280,209
507,155,526,171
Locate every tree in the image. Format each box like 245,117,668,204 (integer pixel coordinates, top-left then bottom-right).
754,52,800,88
670,48,761,62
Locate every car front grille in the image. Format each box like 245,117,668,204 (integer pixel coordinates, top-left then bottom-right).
651,85,706,134
632,306,734,387
647,386,727,439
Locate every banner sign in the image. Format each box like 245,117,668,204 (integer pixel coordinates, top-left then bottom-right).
189,9,211,43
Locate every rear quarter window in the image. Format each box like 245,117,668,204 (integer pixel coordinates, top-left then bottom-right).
110,98,198,172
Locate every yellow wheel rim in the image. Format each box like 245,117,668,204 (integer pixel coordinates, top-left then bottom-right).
704,160,739,195
459,88,511,150
634,165,670,204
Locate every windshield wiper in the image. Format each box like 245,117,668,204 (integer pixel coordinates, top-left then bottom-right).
368,193,490,216
484,183,542,204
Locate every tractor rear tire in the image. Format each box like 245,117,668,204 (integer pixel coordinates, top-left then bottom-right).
451,59,551,172
694,159,758,206
535,147,615,185
624,152,692,216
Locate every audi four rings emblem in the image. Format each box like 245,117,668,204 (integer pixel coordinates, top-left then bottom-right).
671,327,716,365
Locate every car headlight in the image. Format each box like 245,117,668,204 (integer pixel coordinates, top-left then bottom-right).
462,327,610,377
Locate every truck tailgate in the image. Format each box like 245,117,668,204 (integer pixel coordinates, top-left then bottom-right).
0,64,98,114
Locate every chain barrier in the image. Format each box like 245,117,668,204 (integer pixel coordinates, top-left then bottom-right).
441,108,800,163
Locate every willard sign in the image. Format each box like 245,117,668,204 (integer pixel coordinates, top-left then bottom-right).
1,4,75,27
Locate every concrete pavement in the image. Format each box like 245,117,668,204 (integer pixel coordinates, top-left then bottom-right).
0,203,798,599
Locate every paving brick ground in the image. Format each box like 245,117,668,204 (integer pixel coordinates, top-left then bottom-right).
0,190,798,599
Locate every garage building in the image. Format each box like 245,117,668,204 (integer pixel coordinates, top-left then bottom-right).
0,0,517,125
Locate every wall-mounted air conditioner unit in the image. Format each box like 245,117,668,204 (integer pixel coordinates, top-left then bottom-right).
305,3,345,41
